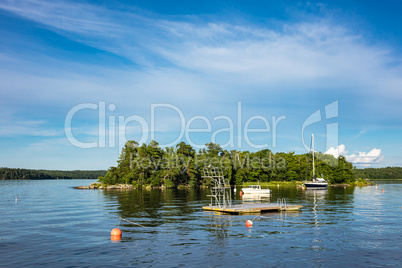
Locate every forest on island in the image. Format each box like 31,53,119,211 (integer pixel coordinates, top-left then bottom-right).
0,168,106,180
97,140,355,187
2,143,400,184
353,167,402,180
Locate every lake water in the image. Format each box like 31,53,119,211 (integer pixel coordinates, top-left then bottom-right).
1,180,402,267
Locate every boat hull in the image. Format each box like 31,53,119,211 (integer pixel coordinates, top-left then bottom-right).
242,193,270,201
242,189,272,194
304,182,328,189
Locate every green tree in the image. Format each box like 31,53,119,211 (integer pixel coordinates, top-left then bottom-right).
205,142,223,157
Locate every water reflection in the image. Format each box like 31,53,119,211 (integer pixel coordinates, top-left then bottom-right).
301,187,357,267
100,186,357,233
206,212,234,243
241,194,270,203
303,186,356,221
102,188,204,227
304,189,327,227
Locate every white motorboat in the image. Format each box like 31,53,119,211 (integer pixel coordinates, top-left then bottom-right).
241,185,272,194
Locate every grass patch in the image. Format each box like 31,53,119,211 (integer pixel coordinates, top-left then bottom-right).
241,181,303,186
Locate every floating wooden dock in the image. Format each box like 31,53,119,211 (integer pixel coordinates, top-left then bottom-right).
200,168,302,215
202,203,303,215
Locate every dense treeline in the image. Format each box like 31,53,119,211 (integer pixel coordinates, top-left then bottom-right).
0,168,106,180
98,140,355,187
353,167,402,180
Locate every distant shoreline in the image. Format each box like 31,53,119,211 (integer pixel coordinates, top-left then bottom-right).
0,168,106,180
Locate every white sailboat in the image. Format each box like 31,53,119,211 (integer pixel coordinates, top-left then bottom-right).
304,134,328,189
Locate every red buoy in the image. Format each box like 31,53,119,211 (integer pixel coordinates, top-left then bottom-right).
245,220,253,228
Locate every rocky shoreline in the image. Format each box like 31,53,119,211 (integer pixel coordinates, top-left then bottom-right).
75,182,370,190
74,183,135,190
74,182,196,190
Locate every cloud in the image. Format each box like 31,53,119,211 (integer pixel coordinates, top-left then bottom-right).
0,0,401,168
346,148,384,165
324,144,347,158
353,129,367,139
325,144,384,166
1,1,399,75
2,0,402,119
0,116,61,137
0,0,123,37
5,137,119,170
2,0,401,109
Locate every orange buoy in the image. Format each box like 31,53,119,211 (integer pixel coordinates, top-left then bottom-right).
239,191,243,197
382,189,385,192
245,220,253,228
111,228,122,236
111,228,122,240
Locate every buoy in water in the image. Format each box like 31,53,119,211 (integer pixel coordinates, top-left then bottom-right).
382,189,385,192
111,228,122,240
111,228,122,236
245,220,253,228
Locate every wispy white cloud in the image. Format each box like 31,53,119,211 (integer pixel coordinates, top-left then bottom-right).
1,0,401,92
0,0,401,168
2,0,401,83
353,129,368,139
0,0,123,36
0,116,61,137
8,137,119,170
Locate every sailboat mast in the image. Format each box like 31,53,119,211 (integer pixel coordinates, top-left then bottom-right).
312,134,315,179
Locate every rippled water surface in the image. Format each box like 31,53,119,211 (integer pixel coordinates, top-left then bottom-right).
1,180,402,267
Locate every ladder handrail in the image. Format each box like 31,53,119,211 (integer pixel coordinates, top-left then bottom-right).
277,198,287,211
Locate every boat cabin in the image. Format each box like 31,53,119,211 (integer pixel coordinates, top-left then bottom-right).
247,185,262,190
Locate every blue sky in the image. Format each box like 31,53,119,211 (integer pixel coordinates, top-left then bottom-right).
0,0,401,170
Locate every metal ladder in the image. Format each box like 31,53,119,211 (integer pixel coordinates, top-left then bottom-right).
277,198,287,211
